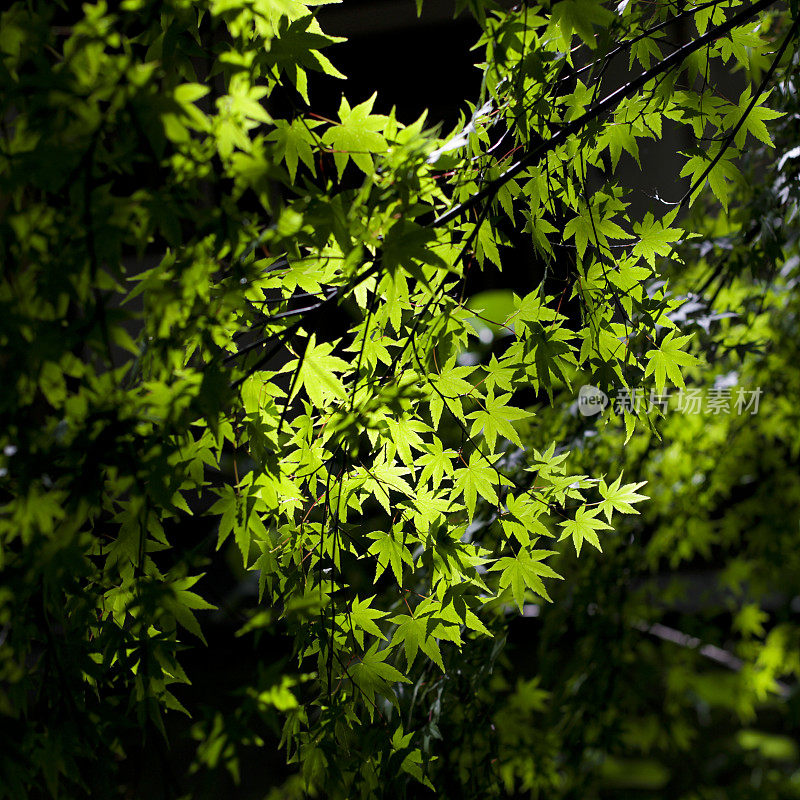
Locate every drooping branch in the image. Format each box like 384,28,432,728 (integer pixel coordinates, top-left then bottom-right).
432,0,781,229
678,13,799,210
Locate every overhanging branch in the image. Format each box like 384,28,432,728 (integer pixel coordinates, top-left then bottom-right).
432,0,781,229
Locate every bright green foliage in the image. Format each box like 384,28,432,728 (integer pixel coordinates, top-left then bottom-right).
645,331,700,391
0,0,796,797
321,93,389,178
489,549,562,609
479,58,800,798
519,54,800,800
597,473,649,522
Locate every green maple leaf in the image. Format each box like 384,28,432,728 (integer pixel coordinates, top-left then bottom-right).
558,506,613,555
522,208,558,256
321,93,389,178
166,574,216,644
438,587,491,634
451,451,509,519
502,492,552,546
383,221,448,278
349,643,410,715
209,485,238,550
347,595,388,647
514,292,565,326
477,220,501,267
632,212,684,267
606,257,652,301
563,212,593,259
386,416,429,468
366,527,414,586
549,0,613,49
400,748,435,790
429,360,476,427
523,322,577,399
644,330,699,392
409,486,454,533
265,15,345,103
482,355,517,393
418,438,456,488
467,391,532,451
629,35,663,69
253,542,279,602
363,458,414,514
694,1,726,34
430,361,475,398
722,87,784,149
680,145,742,211
717,24,767,70
266,118,319,183
489,549,562,610
293,334,350,408
598,474,649,522
601,121,641,170
389,612,444,671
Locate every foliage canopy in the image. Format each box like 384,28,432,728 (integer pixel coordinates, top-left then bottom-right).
1,0,799,797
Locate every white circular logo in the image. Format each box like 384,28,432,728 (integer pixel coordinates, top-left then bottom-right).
577,385,609,417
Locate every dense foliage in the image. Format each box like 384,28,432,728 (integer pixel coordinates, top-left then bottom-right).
1,0,798,797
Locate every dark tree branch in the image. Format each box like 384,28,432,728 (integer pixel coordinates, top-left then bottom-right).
432,0,781,229
678,14,799,210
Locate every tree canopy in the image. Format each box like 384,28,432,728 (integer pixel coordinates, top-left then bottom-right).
1,0,799,797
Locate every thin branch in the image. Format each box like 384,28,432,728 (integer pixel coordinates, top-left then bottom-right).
678,14,799,210
432,0,780,229
634,620,792,697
